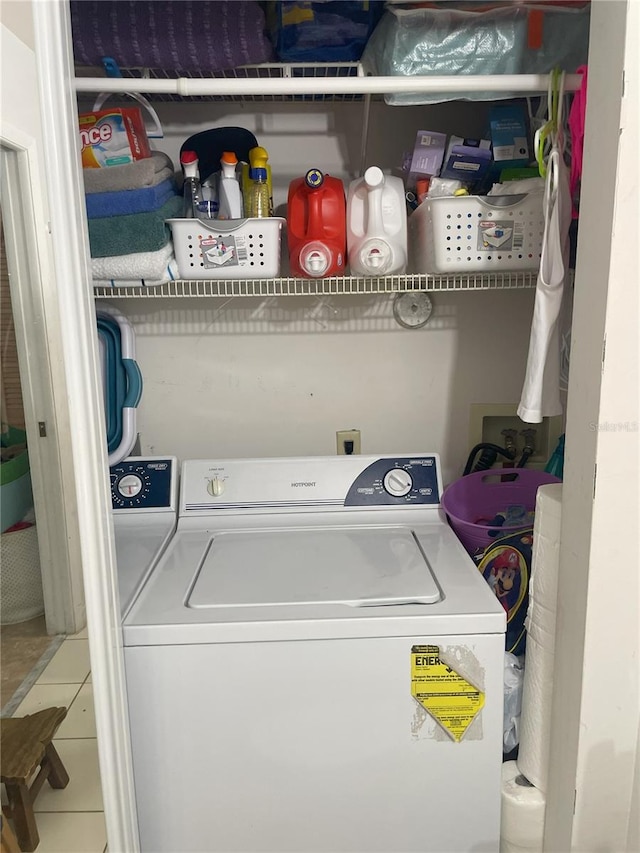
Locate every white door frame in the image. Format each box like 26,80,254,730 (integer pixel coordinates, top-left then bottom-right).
544,1,639,849
9,5,141,851
0,23,85,636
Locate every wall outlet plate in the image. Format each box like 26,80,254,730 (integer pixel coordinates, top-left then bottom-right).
336,429,361,455
468,404,563,470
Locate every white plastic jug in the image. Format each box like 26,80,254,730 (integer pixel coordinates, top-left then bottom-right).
347,166,407,276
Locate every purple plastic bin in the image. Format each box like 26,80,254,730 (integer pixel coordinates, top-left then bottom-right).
442,468,561,556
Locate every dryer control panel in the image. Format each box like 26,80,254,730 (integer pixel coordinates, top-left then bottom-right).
181,455,442,515
110,457,177,512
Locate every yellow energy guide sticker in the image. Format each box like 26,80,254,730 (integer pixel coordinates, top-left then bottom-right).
411,645,484,742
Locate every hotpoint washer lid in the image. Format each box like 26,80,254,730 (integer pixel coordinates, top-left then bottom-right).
186,525,441,609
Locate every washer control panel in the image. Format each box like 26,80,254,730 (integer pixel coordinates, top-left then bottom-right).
110,457,177,512
345,457,440,506
181,455,441,514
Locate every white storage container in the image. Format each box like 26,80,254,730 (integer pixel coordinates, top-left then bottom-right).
346,167,407,276
409,193,544,273
168,217,285,280
1,522,44,625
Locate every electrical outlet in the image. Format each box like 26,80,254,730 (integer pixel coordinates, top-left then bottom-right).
336,429,361,455
469,404,562,470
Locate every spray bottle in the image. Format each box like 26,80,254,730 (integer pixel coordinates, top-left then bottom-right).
180,150,202,218
217,151,243,220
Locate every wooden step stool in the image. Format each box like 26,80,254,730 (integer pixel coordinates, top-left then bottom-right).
1,708,69,852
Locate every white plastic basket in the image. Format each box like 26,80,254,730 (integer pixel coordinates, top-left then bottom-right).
409,193,544,273
1,523,44,625
168,217,285,280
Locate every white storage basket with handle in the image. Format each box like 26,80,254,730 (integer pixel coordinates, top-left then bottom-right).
410,192,544,273
168,217,285,280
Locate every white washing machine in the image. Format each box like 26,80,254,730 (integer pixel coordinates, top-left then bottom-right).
123,454,506,853
110,457,177,617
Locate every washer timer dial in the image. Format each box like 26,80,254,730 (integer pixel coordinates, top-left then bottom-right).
383,468,413,497
117,474,143,498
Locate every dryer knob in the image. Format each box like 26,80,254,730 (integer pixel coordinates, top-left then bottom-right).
207,477,225,497
383,469,413,497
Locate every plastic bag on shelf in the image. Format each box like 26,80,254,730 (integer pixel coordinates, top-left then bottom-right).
504,652,524,752
361,3,591,105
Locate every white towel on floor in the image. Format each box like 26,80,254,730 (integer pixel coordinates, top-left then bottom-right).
91,242,178,283
518,148,572,424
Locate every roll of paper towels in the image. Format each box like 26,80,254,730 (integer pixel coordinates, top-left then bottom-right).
519,484,562,792
518,633,555,790
501,761,546,853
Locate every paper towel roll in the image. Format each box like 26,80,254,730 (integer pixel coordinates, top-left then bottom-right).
501,761,546,853
519,484,563,792
526,599,558,641
519,634,555,790
528,485,563,606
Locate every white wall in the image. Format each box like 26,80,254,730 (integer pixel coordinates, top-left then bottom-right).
0,0,34,47
122,99,496,205
100,98,536,483
111,289,534,485
1,18,86,634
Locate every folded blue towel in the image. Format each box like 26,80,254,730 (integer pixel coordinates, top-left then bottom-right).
86,179,177,219
88,196,183,258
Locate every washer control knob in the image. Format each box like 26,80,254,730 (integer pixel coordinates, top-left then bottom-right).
207,477,225,497
118,474,143,498
383,469,413,497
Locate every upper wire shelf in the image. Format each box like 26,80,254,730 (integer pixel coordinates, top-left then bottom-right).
93,272,537,299
75,62,368,103
74,64,583,103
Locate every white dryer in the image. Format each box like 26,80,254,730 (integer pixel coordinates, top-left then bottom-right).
123,454,506,853
110,457,177,617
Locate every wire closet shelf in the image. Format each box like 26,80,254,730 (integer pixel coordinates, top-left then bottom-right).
93,272,538,299
80,65,574,296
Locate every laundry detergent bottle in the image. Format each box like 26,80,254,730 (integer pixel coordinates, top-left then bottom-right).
287,169,346,278
347,166,407,276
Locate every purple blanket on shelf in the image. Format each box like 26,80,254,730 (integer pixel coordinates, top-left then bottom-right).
71,0,275,74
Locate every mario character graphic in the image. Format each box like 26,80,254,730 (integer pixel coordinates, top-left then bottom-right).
477,531,532,656
486,547,521,613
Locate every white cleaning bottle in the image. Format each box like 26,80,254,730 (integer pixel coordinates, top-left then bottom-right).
217,151,243,220
180,150,201,218
347,166,407,276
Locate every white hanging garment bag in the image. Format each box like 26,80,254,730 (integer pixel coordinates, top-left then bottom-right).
518,73,572,424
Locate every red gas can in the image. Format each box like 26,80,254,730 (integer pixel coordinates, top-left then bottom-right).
287,169,346,278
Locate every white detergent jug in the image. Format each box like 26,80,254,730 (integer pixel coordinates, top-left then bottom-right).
347,166,407,276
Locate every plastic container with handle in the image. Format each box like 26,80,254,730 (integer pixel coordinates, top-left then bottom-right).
287,169,346,278
347,166,407,276
96,305,143,467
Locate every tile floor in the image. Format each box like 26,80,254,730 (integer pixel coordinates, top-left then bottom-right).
2,629,107,853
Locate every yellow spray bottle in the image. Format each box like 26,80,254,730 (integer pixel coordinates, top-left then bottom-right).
242,146,274,217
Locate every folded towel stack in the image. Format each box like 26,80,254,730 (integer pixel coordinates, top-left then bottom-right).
84,151,182,284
